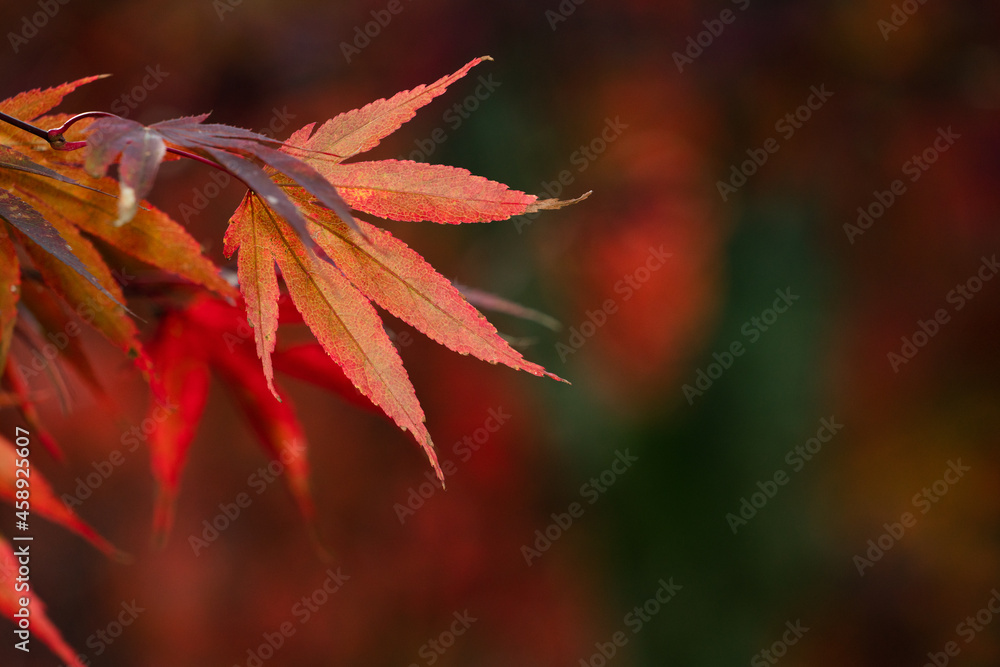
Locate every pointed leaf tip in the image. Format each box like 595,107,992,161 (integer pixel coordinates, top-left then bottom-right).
455,283,563,332
145,317,210,546
289,57,490,161
525,190,592,214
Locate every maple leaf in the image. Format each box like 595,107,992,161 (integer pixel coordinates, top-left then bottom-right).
0,78,127,322
229,193,446,479
142,293,374,547
82,113,361,242
145,307,211,543
0,155,122,309
1,60,581,539
0,75,106,131
224,57,580,484
0,77,237,391
0,58,585,664
142,286,559,551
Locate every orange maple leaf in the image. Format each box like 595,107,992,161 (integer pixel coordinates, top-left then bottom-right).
224,57,578,484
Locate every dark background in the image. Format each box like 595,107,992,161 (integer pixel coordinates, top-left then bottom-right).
2,0,1000,665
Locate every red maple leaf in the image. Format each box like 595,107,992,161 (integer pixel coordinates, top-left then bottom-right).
219,57,578,483
0,58,585,661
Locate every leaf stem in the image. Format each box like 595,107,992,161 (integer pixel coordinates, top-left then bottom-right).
0,111,51,143
0,110,116,151
45,111,117,149
165,146,252,190
46,111,116,136
2,109,275,210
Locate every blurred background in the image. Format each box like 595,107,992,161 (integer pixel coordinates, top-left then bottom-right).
2,0,1000,665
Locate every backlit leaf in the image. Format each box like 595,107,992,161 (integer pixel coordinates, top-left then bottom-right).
0,144,77,184
17,172,236,299
305,208,565,381
0,75,106,146
272,343,379,414
15,211,142,360
227,194,443,481
223,195,281,398
0,189,122,307
0,75,106,122
289,57,488,160
306,159,578,224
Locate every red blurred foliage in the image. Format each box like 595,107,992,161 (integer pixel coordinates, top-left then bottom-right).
539,66,726,410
